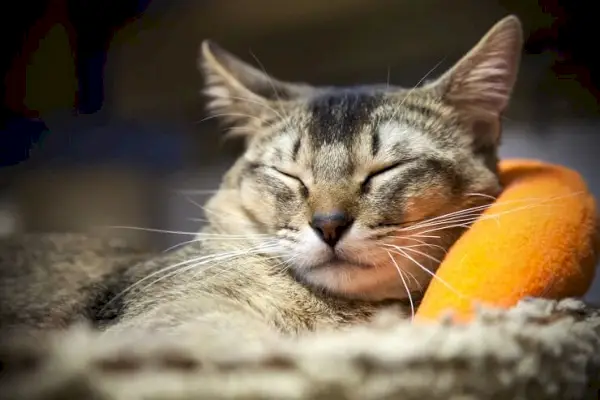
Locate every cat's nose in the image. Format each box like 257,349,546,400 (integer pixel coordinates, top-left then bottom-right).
310,211,353,247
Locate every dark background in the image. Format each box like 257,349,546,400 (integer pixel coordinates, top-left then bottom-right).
1,0,600,300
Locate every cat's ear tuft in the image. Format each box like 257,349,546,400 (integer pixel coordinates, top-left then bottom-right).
199,40,312,131
427,15,523,118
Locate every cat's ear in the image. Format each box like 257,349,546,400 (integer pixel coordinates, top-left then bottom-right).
199,40,313,132
426,15,523,129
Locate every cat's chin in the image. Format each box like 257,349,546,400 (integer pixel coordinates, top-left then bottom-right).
293,260,423,302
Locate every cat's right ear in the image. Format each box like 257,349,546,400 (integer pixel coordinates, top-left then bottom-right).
199,40,312,133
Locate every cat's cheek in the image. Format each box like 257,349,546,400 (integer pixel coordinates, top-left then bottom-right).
238,182,279,227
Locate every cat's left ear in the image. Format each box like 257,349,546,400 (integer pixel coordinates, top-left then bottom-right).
426,16,523,136
199,40,314,134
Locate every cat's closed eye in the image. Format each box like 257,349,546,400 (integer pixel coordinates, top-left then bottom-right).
361,159,417,192
268,166,309,196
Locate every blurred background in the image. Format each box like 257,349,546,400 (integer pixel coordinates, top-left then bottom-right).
1,0,600,300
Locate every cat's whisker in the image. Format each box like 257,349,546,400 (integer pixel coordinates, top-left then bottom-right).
144,251,264,293
162,232,271,254
405,195,563,237
188,217,210,223
398,214,484,232
189,251,289,293
174,189,221,195
98,252,234,314
247,51,295,126
397,237,448,254
138,243,281,295
383,57,446,132
386,251,415,321
188,248,282,283
399,265,423,290
402,243,445,252
185,196,260,234
400,204,494,229
385,244,442,265
192,253,295,297
194,253,284,284
390,246,467,300
99,241,279,314
185,196,234,233
398,191,584,235
196,112,269,125
227,95,288,122
402,195,550,229
409,234,441,240
465,192,498,201
101,226,198,236
99,225,270,239
409,223,473,236
226,126,260,136
162,238,199,254
423,192,581,233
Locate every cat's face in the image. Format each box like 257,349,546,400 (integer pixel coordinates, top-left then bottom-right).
200,16,522,301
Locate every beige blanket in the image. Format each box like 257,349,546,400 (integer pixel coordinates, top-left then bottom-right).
1,297,599,400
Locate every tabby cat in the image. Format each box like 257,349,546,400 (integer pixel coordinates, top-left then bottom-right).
0,16,522,344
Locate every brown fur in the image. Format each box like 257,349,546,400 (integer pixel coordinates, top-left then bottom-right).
0,16,522,340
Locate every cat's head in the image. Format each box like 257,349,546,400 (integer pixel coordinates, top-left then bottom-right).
199,16,522,301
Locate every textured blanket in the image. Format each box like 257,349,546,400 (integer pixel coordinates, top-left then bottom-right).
1,297,599,400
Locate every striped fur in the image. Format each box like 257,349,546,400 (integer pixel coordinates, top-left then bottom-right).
201,16,522,300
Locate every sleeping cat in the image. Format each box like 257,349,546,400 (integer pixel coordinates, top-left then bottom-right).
0,16,522,342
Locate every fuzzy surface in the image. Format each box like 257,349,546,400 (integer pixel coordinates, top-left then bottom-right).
1,298,599,400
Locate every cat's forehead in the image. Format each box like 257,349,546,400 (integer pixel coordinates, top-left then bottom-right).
304,91,383,147
250,89,444,169
303,91,440,155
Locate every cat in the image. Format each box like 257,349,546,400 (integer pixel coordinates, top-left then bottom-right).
0,15,522,343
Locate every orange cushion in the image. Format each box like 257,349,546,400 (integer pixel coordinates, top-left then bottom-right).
416,159,599,322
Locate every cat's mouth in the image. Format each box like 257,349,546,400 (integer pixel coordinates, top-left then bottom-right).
315,256,372,270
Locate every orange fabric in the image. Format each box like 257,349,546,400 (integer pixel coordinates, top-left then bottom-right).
416,159,599,323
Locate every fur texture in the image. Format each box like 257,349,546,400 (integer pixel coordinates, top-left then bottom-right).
1,17,521,340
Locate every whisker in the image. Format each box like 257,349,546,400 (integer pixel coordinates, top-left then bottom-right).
392,198,561,240
465,192,498,201
101,225,270,239
196,112,269,125
383,58,446,131
98,252,228,314
386,244,442,265
161,232,272,253
227,95,287,121
246,51,298,135
392,246,467,300
192,253,285,289
399,215,483,232
387,251,415,321
398,237,448,254
99,242,278,314
386,65,391,89
399,191,584,234
174,189,221,195
407,223,473,236
162,238,200,253
402,195,558,230
101,226,199,236
143,244,280,293
409,234,441,240
185,195,259,233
